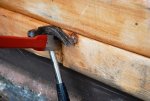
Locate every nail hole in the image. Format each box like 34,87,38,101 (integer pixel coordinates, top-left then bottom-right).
135,22,138,26
2,15,7,17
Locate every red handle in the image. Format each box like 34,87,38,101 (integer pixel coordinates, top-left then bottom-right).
0,35,47,51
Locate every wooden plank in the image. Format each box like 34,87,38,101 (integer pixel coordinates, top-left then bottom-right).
63,35,150,101
0,7,150,100
0,0,150,57
0,7,62,62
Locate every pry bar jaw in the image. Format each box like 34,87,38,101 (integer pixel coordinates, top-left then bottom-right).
28,26,77,101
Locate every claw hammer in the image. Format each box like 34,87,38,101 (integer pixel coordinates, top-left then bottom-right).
0,26,77,101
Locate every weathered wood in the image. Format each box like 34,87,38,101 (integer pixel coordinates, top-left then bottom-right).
0,7,150,100
0,8,62,62
0,0,150,57
63,35,150,101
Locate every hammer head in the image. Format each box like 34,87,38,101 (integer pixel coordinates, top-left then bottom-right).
28,26,77,51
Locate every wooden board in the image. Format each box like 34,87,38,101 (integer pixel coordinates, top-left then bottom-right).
63,35,150,101
0,7,150,100
0,0,150,57
0,8,62,62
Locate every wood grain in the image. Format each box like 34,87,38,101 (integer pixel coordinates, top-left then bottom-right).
0,8,62,62
63,35,150,101
0,7,150,100
0,0,150,57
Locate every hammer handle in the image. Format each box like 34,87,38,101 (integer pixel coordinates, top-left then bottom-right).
57,83,70,101
0,35,47,51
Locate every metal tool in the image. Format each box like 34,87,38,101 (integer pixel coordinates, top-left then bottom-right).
0,26,77,101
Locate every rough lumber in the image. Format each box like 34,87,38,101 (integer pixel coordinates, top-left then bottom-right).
0,8,62,61
0,7,150,100
0,0,150,57
63,35,150,101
